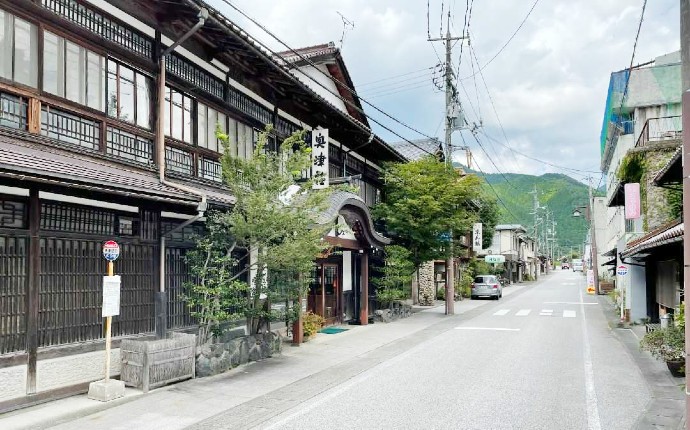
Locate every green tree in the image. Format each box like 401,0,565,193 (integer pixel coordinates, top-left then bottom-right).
185,125,336,339
373,156,484,286
477,196,499,249
183,212,249,345
371,245,415,308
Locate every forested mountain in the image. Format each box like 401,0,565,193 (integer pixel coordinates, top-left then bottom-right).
465,168,592,254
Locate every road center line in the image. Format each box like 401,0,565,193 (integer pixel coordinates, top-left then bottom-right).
580,289,602,430
454,327,520,332
545,302,598,305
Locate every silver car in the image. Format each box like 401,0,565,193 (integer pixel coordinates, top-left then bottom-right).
471,275,502,300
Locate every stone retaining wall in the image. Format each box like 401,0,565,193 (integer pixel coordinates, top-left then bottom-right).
373,302,413,323
418,261,435,305
196,331,282,378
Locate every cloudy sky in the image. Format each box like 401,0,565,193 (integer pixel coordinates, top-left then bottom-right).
208,0,680,184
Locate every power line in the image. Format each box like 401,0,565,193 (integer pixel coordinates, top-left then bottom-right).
360,73,437,95
358,66,435,87
460,0,541,81
617,0,648,123
464,133,521,224
467,41,522,168
481,131,602,175
366,82,436,99
215,0,437,155
468,132,517,190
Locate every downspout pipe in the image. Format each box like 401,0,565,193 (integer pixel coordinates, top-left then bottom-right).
155,9,209,339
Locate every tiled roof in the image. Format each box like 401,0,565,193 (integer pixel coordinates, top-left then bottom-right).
389,138,442,161
622,219,683,257
653,145,682,185
314,190,390,246
0,129,234,206
274,43,337,65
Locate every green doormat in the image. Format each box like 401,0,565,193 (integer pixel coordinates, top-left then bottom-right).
319,327,349,334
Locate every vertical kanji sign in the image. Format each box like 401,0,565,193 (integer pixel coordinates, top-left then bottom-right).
311,128,329,189
472,223,482,252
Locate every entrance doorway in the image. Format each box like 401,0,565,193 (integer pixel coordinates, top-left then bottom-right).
308,263,340,325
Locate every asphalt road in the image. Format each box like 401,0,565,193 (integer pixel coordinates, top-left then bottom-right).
254,270,649,430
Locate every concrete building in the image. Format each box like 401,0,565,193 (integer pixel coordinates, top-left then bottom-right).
597,51,682,322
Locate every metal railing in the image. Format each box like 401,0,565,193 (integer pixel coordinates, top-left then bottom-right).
635,116,682,148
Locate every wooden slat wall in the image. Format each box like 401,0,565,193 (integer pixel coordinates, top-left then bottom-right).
38,238,156,346
166,247,195,329
0,235,28,354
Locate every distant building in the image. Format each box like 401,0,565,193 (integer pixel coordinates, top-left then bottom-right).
480,224,536,283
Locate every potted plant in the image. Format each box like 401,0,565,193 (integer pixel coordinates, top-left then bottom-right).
640,324,685,377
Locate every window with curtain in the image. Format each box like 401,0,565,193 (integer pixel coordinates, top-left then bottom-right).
43,31,105,111
164,86,192,143
197,102,227,153
0,9,38,88
107,59,151,129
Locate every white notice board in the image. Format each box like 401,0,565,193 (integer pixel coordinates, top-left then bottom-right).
102,275,121,317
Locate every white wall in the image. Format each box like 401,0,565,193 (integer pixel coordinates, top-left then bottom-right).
292,64,348,114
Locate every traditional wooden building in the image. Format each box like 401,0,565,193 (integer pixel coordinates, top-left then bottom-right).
0,0,403,410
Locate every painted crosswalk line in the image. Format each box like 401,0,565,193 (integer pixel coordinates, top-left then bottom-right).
563,310,576,318
493,309,510,316
516,309,531,316
539,309,554,316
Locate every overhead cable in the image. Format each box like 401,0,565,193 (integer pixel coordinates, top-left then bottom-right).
459,0,541,81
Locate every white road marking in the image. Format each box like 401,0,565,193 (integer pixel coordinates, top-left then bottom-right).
493,309,510,316
580,289,602,429
455,327,520,332
539,309,553,316
545,302,598,305
563,282,576,285
563,310,576,318
516,309,531,316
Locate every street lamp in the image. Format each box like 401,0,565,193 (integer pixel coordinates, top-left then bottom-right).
572,203,599,295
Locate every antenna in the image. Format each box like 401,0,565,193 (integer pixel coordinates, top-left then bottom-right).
336,12,355,50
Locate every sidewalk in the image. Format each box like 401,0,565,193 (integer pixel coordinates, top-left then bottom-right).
598,295,686,429
0,282,534,430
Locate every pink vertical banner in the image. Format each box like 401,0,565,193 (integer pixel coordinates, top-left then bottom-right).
624,183,640,219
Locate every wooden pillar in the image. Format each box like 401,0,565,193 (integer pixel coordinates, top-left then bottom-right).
26,188,40,394
359,251,369,325
28,98,41,134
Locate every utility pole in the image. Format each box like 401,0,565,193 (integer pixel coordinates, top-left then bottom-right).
588,177,600,295
429,11,465,316
678,1,689,423
529,186,539,278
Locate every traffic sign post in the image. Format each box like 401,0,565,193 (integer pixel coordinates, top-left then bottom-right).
88,240,125,402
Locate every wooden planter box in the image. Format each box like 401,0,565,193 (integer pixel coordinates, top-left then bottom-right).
600,282,615,293
120,332,196,392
